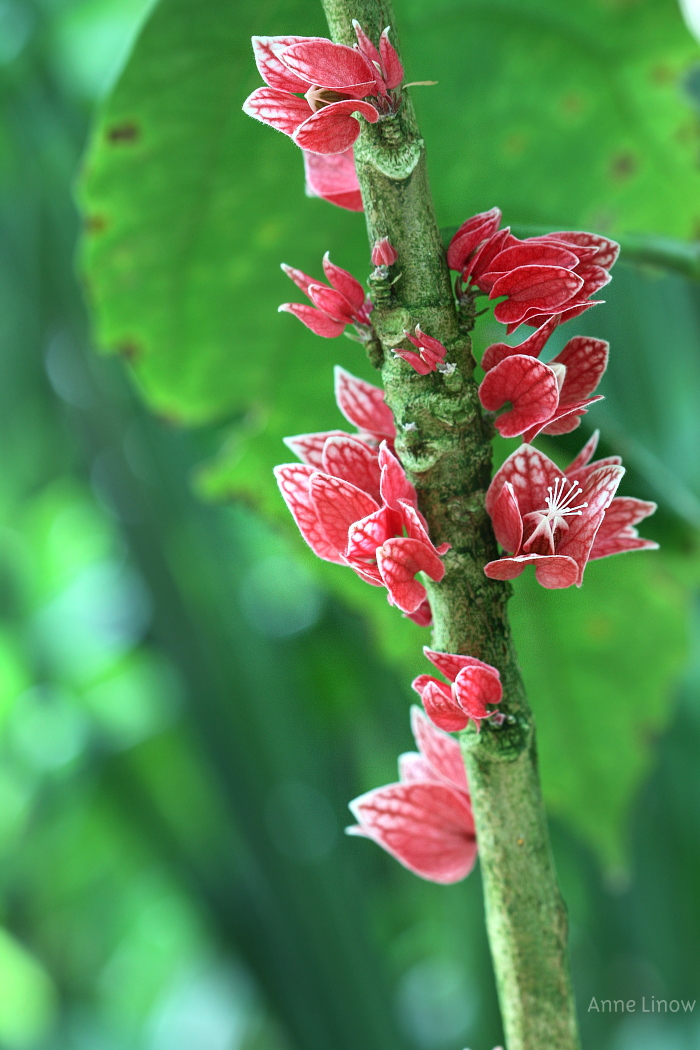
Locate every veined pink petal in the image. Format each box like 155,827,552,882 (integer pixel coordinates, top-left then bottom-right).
348,781,477,883
481,244,580,291
481,315,559,372
491,482,523,553
589,496,658,560
399,502,448,554
242,87,311,137
283,429,351,468
278,302,346,337
372,237,398,266
549,336,609,404
410,706,469,795
525,396,603,442
468,227,515,283
484,553,580,588
518,299,599,330
280,262,317,297
486,443,561,519
556,464,625,582
310,472,379,553
308,282,356,323
334,367,396,441
274,464,343,563
294,99,378,155
453,665,502,727
565,430,600,474
423,647,497,683
303,149,363,211
546,231,620,270
422,680,469,732
379,27,404,89
377,537,445,613
398,752,438,784
322,435,381,501
491,267,584,325
346,505,397,559
479,355,560,438
323,252,366,312
447,208,502,272
251,36,319,92
280,40,377,95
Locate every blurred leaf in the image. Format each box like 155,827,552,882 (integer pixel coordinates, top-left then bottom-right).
510,551,691,869
0,927,56,1048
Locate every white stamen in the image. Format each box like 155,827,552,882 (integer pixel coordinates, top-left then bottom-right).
523,477,589,554
544,477,588,519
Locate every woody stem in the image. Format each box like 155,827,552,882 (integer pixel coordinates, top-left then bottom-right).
320,2,582,1047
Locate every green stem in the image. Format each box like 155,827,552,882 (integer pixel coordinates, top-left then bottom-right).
320,2,581,1047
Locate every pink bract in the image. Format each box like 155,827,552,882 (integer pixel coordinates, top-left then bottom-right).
392,326,449,375
347,707,477,884
303,149,363,211
279,253,372,337
413,647,502,732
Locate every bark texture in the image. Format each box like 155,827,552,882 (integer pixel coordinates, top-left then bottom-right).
320,1,582,1047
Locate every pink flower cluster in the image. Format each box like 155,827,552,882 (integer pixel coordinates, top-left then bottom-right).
243,26,403,157
348,706,477,883
280,253,373,338
392,325,451,376
413,647,502,732
275,368,449,624
484,434,658,588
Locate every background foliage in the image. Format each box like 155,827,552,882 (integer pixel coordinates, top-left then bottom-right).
2,0,700,1048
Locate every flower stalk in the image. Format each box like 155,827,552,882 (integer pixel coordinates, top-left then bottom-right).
319,1,581,1046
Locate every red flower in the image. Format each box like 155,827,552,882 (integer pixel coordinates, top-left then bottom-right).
347,706,477,884
275,372,448,617
243,27,403,156
279,252,372,337
303,149,363,211
412,647,502,732
482,440,649,588
447,212,619,332
392,326,450,375
479,335,608,440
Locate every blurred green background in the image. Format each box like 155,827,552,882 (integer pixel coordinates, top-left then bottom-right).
2,0,700,1047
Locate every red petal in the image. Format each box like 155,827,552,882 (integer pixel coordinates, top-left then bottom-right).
491,267,584,323
479,355,560,438
491,482,523,553
589,497,657,560
556,465,625,581
547,231,620,270
352,20,380,66
574,263,612,299
280,40,377,95
482,243,580,289
280,262,317,298
379,442,417,509
322,435,381,501
322,252,366,312
379,27,404,89
307,282,355,323
348,781,477,883
486,444,561,519
484,553,580,588
303,149,363,212
410,706,469,795
447,208,502,272
283,429,351,467
377,537,445,612
398,752,438,784
334,367,396,440
294,101,377,155
278,302,346,337
535,397,603,440
423,648,496,683
346,506,397,559
393,349,434,374
242,87,311,137
406,599,432,626
251,36,318,92
519,299,599,330
468,227,515,283
372,237,398,266
422,680,469,733
274,464,343,562
310,473,379,553
453,665,502,723
481,315,559,372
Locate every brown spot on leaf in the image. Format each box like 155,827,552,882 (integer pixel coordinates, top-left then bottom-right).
116,340,142,361
86,214,108,234
611,152,637,180
107,121,140,144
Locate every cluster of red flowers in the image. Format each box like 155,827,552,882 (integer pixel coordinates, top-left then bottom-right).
243,35,659,886
275,368,448,626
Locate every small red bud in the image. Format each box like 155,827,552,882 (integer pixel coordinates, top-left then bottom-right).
372,237,398,266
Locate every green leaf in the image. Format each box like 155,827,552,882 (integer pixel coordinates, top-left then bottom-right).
510,551,691,869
